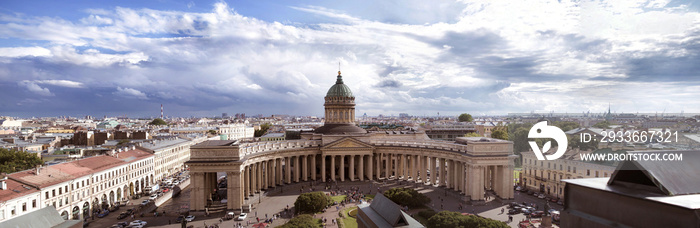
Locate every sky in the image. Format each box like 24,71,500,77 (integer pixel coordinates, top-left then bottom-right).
1,0,700,118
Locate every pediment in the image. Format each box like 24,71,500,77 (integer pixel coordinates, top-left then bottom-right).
322,137,374,150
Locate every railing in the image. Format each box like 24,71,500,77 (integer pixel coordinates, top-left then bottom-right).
370,140,469,153
238,140,322,157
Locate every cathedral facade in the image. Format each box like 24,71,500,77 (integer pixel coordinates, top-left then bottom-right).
187,71,515,211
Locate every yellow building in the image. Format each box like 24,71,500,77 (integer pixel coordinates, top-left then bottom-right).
521,150,615,199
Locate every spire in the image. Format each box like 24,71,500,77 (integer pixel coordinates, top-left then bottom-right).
336,64,344,84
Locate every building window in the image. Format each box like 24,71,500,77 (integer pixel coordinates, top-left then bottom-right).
46,192,49,199
52,189,55,197
587,170,590,176
573,167,577,173
595,171,599,177
22,203,26,211
58,188,62,195
11,206,15,216
567,166,570,172
604,172,608,177
32,199,36,208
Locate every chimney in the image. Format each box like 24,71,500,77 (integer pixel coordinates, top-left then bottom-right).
0,176,6,190
35,165,41,175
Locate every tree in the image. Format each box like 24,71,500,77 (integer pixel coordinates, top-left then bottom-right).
458,113,473,122
0,148,43,174
553,121,580,132
294,191,332,214
384,188,431,207
491,130,508,140
593,120,611,129
149,118,167,126
208,130,218,135
464,132,482,137
279,214,320,228
427,211,508,228
254,123,272,137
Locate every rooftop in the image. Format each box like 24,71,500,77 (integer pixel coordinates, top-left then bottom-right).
141,137,190,150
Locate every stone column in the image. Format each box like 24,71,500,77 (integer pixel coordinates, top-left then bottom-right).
190,172,205,210
340,155,345,182
401,154,408,180
263,161,268,189
285,157,291,184
294,156,300,183
421,156,427,183
302,155,308,182
276,158,282,186
376,153,382,179
331,155,336,181
442,158,448,187
367,154,373,181
226,171,241,210
495,165,504,199
243,166,249,198
359,155,364,181
349,155,355,181
430,157,436,185
508,165,514,199
410,155,416,181
385,153,391,179
311,155,317,181
252,163,258,193
321,155,326,182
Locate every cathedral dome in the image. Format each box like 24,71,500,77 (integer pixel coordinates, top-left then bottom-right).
325,71,354,98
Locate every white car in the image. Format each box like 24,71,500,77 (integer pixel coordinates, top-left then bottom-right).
236,212,247,221
140,200,149,206
538,194,546,199
185,215,195,222
129,220,147,227
149,194,157,201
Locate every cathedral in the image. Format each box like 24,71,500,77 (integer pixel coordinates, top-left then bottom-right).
187,70,515,212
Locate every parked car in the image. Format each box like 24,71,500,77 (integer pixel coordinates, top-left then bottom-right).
550,198,558,203
149,194,157,201
224,212,235,220
125,209,134,215
538,194,546,199
185,215,196,222
109,205,120,212
533,192,539,197
140,200,149,206
508,209,520,214
176,216,185,223
531,211,545,218
129,220,147,227
527,190,534,195
236,212,247,221
117,212,129,219
557,200,564,205
97,210,109,218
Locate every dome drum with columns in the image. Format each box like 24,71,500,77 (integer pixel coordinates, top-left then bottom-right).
314,70,367,134
185,69,516,213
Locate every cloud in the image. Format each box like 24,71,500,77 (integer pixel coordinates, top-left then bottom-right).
113,87,148,99
0,0,700,117
18,81,53,96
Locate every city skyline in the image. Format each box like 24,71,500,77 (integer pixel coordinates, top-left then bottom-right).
2,0,700,118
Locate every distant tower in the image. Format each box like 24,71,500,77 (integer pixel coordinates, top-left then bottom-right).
161,104,164,119
314,70,366,134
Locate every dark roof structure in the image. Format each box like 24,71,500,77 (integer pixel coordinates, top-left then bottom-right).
357,194,424,228
607,150,700,196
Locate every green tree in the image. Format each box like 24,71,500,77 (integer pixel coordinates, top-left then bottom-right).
464,132,482,137
254,123,272,137
458,113,473,122
279,214,320,228
491,130,508,140
593,120,611,129
384,188,431,207
208,130,218,135
149,118,167,125
427,211,508,228
553,121,580,132
0,148,44,174
294,191,332,214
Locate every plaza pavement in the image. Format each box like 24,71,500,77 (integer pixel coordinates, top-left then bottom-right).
89,179,561,228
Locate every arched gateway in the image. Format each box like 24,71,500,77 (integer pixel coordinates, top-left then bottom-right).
187,71,515,212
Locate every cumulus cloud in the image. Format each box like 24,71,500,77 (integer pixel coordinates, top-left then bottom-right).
1,0,699,117
18,81,53,96
113,87,148,99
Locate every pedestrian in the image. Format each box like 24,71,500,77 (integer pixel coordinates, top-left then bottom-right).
501,208,504,214
265,213,268,218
